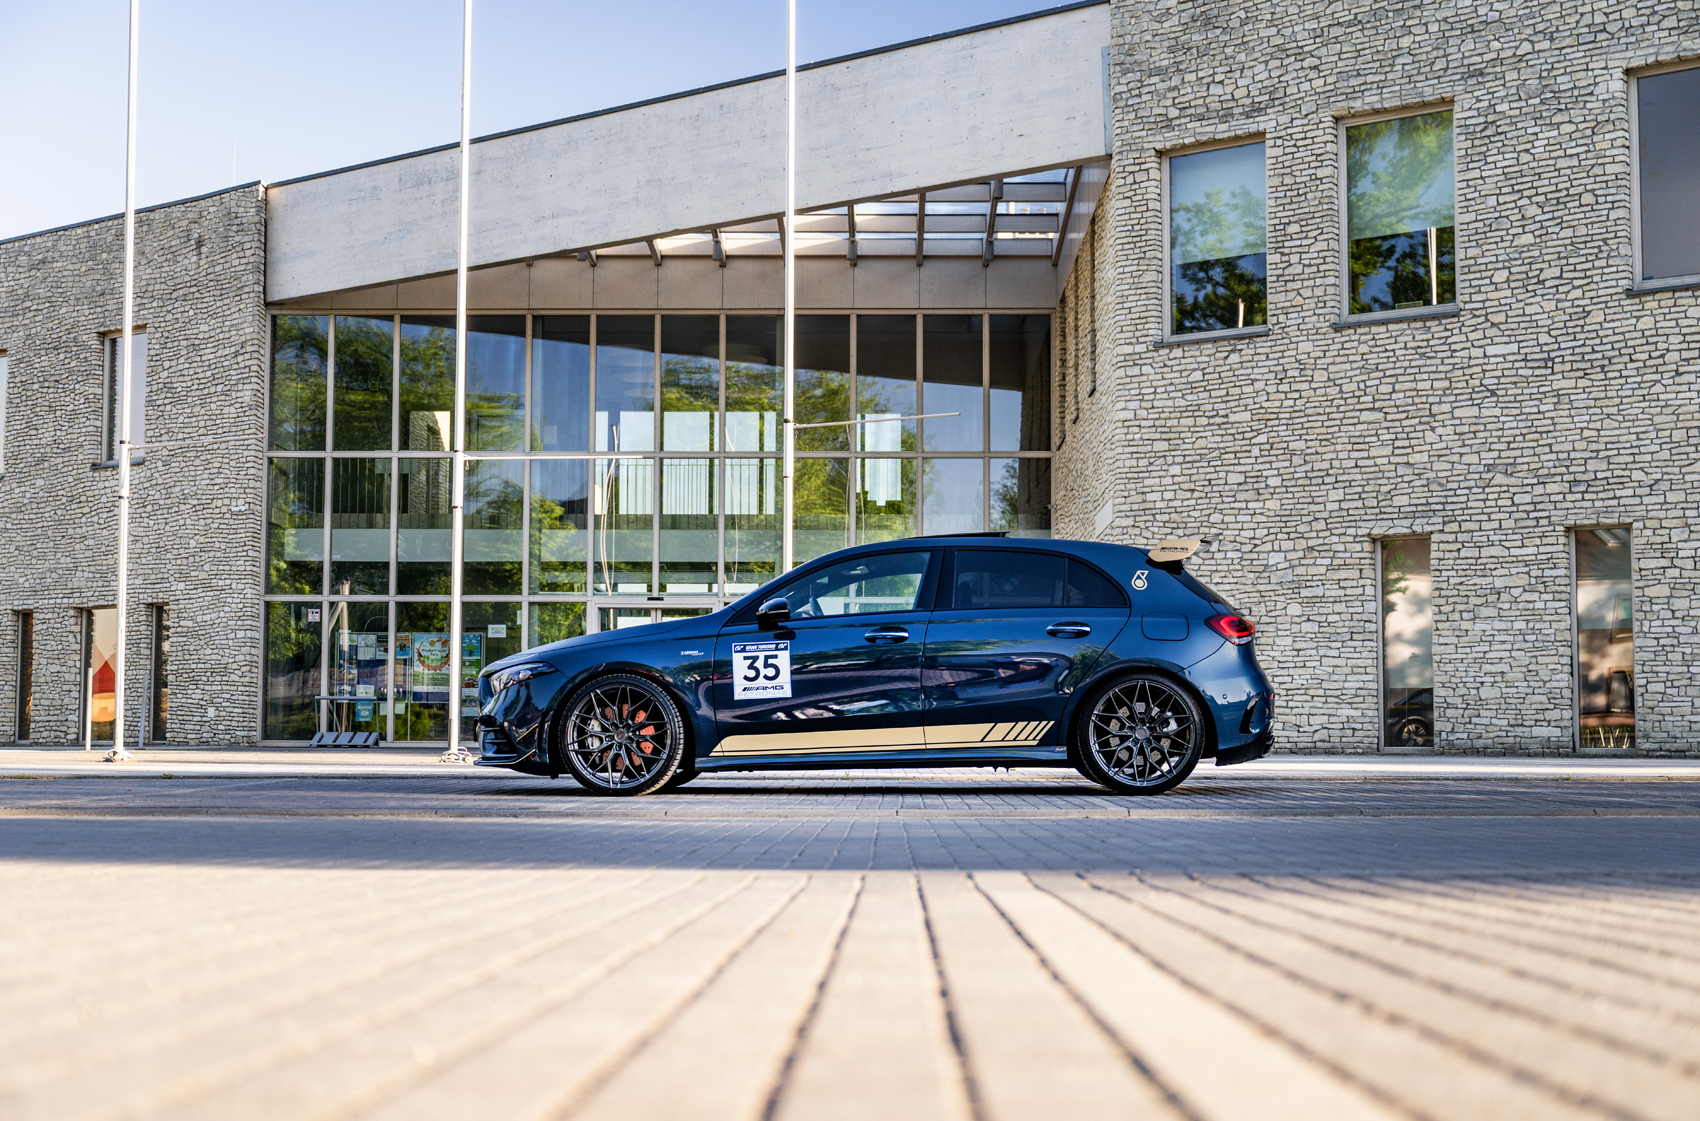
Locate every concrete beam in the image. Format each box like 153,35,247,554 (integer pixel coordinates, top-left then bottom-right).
266,4,1109,302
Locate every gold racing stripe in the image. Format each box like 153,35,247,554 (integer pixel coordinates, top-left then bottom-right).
712,719,1058,756
712,726,923,756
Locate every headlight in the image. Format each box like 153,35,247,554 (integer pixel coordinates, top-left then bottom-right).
487,661,558,695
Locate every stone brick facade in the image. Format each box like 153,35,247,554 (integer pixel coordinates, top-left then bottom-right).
0,187,268,746
1051,1,1700,753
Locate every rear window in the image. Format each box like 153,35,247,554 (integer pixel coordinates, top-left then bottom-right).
953,550,1127,609
1173,571,1238,612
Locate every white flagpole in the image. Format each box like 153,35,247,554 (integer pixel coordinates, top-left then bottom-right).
107,0,141,764
444,0,474,763
780,0,797,574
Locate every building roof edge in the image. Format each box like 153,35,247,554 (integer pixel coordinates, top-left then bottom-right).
0,181,264,248
265,1,1108,189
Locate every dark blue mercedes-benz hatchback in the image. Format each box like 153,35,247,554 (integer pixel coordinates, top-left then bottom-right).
475,535,1273,795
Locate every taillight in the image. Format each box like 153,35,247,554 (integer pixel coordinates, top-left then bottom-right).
1206,614,1256,644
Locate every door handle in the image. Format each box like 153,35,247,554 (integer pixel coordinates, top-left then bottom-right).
863,626,909,644
1046,622,1091,638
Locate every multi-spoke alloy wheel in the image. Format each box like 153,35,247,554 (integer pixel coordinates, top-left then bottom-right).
1074,673,1204,795
558,674,685,796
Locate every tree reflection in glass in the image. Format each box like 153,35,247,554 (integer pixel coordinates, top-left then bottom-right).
333,316,393,450
1381,538,1434,747
529,458,589,594
793,457,851,565
330,458,391,595
662,317,718,452
465,317,525,452
796,316,852,452
1169,142,1267,335
1347,111,1455,314
399,317,455,452
267,456,324,594
397,457,452,594
463,459,523,594
270,316,326,451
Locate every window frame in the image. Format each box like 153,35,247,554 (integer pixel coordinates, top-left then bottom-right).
1160,133,1271,345
100,328,147,466
1570,524,1637,752
1629,59,1700,293
14,609,31,743
1374,535,1434,752
1336,104,1460,325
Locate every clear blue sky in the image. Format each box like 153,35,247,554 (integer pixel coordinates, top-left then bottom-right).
0,0,1057,241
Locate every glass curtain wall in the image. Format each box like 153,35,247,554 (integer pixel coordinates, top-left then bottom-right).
1576,528,1635,749
1380,538,1434,748
264,311,1051,740
1345,109,1456,314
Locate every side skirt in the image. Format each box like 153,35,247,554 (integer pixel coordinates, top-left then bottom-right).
696,747,1072,772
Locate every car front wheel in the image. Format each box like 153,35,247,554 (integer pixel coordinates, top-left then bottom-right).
558,673,686,796
1073,672,1204,795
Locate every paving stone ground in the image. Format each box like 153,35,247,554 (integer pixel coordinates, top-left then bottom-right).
3,753,1698,1119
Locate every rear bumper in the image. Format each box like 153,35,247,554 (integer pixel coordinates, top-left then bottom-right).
1215,723,1273,767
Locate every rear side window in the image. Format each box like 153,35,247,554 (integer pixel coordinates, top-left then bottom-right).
955,550,1066,607
1065,560,1126,607
952,550,1127,609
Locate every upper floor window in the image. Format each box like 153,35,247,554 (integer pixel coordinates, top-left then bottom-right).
1634,63,1700,285
104,331,147,462
1167,140,1267,336
1342,108,1455,316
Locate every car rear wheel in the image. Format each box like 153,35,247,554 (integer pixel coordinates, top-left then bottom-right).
1073,672,1204,795
1395,718,1432,747
559,674,685,796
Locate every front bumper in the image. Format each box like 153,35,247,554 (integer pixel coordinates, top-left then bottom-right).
472,720,537,767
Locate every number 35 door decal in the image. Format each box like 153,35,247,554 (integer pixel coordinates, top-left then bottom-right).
732,640,793,699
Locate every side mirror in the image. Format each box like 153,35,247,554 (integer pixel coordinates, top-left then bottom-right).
755,597,791,632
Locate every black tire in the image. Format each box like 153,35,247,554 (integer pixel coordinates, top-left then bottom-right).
661,767,701,791
557,673,686,796
1395,718,1432,747
1073,672,1205,795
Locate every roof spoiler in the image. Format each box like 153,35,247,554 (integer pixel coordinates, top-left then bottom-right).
1147,537,1212,570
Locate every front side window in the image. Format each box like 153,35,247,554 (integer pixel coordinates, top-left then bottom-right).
1168,142,1267,336
1345,109,1455,315
1636,65,1700,283
1381,538,1434,748
771,551,932,619
1576,528,1634,749
105,331,147,461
